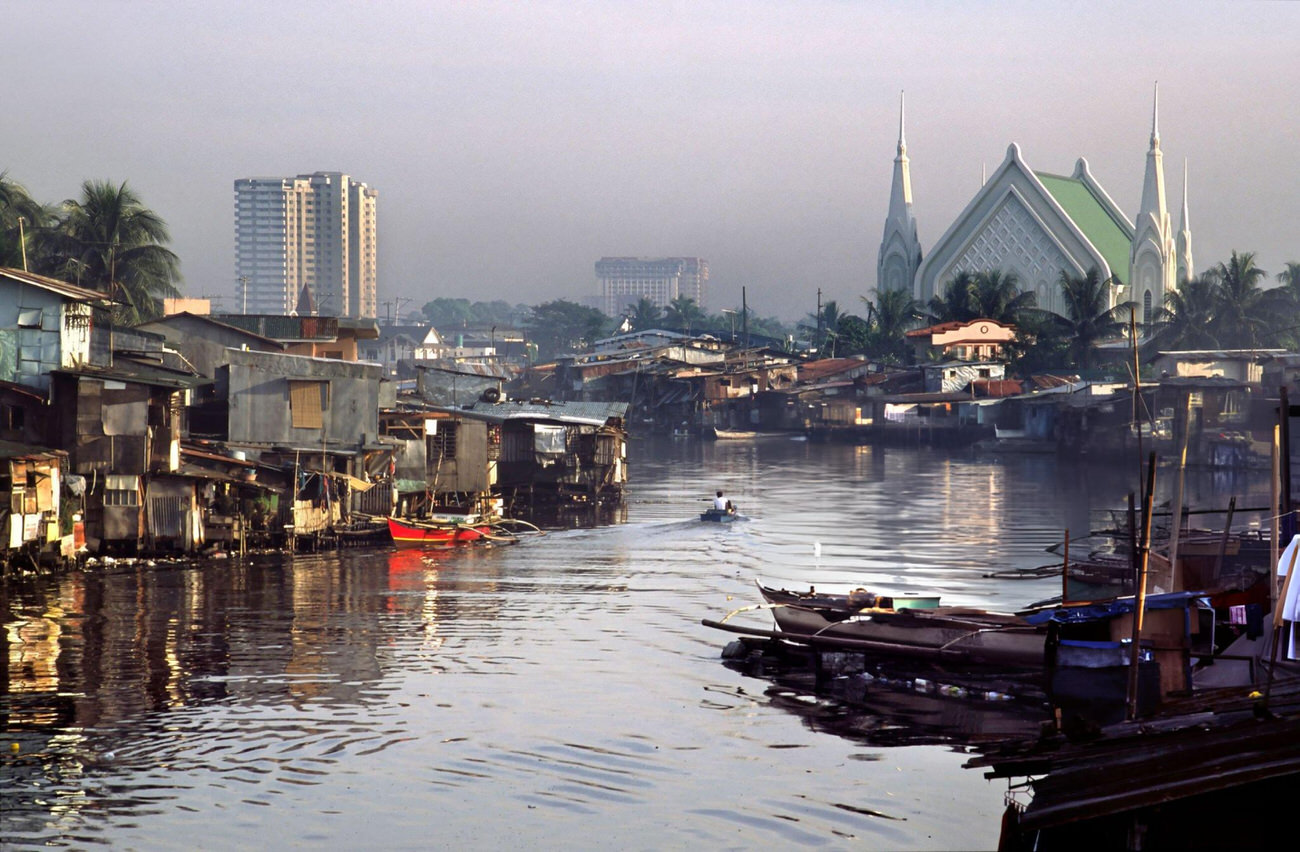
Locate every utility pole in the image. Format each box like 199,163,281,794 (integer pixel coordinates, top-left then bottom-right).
17,216,28,271
742,287,749,351
816,288,823,352
239,276,249,314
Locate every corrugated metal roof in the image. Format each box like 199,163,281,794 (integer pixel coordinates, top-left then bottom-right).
54,360,207,390
452,399,628,426
0,267,110,302
0,439,65,460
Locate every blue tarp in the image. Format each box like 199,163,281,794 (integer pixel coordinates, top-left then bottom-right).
1025,591,1207,626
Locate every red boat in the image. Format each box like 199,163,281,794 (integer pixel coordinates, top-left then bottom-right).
386,515,495,547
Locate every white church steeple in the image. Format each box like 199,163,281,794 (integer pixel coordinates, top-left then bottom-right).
1176,159,1194,284
1129,82,1177,324
877,91,921,294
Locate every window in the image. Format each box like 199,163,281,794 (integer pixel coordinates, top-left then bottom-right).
289,380,329,428
428,421,457,460
105,475,140,507
2,404,24,432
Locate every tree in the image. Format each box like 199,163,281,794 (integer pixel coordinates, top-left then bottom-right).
1207,250,1268,349
927,271,977,323
0,171,46,270
625,297,662,332
862,288,921,364
832,314,872,357
1148,274,1221,352
1050,268,1130,371
1263,261,1300,348
969,270,1037,325
663,296,706,334
524,299,610,360
800,299,845,355
421,297,474,328
39,179,180,325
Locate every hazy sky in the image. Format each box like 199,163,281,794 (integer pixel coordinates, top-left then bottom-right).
7,1,1297,321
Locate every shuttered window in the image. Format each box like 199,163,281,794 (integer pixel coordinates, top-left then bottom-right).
289,380,328,429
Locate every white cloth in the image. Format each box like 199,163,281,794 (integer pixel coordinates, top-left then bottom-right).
713,496,728,511
1279,535,1300,659
1282,535,1300,622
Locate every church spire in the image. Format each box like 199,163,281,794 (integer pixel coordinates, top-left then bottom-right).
1138,82,1168,222
1130,82,1176,324
1151,80,1160,146
898,90,906,154
877,91,921,294
1176,159,1194,284
888,91,912,215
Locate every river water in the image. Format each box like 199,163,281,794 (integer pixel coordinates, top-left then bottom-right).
1,438,1272,849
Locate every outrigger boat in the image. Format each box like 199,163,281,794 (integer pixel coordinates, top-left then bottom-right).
387,515,496,547
703,582,1048,669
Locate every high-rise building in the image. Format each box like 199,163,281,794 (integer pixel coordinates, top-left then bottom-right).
234,171,378,318
596,257,708,318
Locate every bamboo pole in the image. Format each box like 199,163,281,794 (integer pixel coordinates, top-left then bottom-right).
1282,386,1293,542
1128,492,1139,593
1062,528,1070,605
1272,424,1282,612
1127,452,1157,721
1167,393,1192,579
1212,496,1236,582
1130,312,1144,505
1265,538,1300,706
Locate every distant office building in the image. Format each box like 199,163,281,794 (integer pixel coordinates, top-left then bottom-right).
234,171,378,318
596,257,708,318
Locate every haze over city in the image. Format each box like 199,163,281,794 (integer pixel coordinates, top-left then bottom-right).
6,0,1297,320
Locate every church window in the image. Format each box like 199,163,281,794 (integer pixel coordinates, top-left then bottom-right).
1143,291,1153,327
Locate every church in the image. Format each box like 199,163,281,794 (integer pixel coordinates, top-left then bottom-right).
876,87,1193,325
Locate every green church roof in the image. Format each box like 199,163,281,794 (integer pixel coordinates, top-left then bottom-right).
1035,172,1133,286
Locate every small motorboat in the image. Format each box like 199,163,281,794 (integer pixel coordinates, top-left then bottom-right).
700,507,741,523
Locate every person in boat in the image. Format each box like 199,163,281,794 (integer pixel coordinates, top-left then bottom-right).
713,490,734,513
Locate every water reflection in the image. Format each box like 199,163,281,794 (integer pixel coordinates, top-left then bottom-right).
1,439,1277,849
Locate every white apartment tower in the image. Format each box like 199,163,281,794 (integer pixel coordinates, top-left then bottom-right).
234,171,378,318
596,257,708,317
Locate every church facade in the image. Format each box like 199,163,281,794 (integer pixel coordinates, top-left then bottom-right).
877,86,1192,323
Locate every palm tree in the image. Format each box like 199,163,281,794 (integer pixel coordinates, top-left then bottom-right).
1051,268,1131,370
927,271,977,323
800,300,845,355
969,270,1037,325
1277,262,1300,293
663,296,705,335
1262,261,1300,348
40,179,181,325
625,297,662,332
862,288,921,364
0,171,46,270
1207,250,1268,349
1148,274,1221,352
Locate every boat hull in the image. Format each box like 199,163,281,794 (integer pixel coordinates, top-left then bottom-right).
700,508,739,522
387,517,493,547
759,585,1046,669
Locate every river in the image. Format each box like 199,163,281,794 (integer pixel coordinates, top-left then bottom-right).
1,437,1272,849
